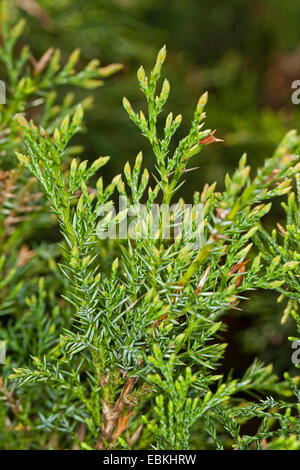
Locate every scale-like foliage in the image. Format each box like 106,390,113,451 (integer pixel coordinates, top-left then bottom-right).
0,6,121,449
10,44,300,450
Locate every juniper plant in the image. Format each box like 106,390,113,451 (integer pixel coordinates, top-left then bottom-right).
0,0,121,314
6,42,300,451
0,5,121,449
0,1,120,318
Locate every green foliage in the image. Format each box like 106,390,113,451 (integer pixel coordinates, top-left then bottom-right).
0,6,120,450
254,173,300,365
4,38,299,450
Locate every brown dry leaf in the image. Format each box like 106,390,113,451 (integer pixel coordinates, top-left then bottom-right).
5,216,26,228
17,245,36,267
127,423,144,448
153,312,167,333
277,223,286,235
212,233,230,241
228,260,249,276
234,263,246,287
227,260,249,288
216,207,230,220
265,169,280,183
0,377,21,416
195,265,210,295
30,48,54,75
199,130,223,145
112,412,133,441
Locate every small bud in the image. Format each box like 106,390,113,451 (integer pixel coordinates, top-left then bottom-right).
71,245,79,257
15,152,29,165
112,174,122,186
98,63,123,77
153,343,162,359
239,153,247,169
225,173,231,189
139,111,147,126
174,333,185,345
135,151,143,169
197,91,208,110
161,78,170,99
156,45,167,65
282,261,299,271
124,161,131,180
165,112,173,130
137,66,146,83
269,280,285,288
112,258,119,271
60,116,70,132
97,176,103,193
72,105,84,126
175,114,182,124
122,97,134,117
82,256,90,267
67,48,80,67
16,114,28,127
54,128,61,142
12,19,26,39
270,255,281,271
78,160,88,174
90,156,110,172
86,59,100,71
82,79,104,89
141,168,149,187
236,243,253,261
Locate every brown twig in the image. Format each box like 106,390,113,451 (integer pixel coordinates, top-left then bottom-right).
95,377,137,449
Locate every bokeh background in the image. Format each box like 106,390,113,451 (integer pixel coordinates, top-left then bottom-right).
11,0,300,376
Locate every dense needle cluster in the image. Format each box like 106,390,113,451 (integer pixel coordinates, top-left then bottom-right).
0,6,299,450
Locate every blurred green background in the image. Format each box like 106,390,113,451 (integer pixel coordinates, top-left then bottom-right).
12,0,300,374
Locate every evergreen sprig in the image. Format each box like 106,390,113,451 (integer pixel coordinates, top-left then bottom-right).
9,45,300,450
